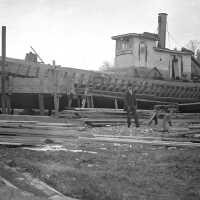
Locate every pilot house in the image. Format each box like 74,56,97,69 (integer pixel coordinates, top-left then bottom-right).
112,13,193,80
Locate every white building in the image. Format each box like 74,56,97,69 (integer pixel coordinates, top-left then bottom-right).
112,13,193,80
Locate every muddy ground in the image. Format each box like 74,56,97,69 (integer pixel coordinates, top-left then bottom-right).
0,126,200,200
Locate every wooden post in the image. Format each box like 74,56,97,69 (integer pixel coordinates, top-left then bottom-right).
54,94,59,116
86,96,90,108
38,94,45,115
114,98,118,109
53,60,59,117
7,75,14,115
91,95,94,108
1,26,6,114
81,96,86,108
6,94,11,114
81,87,89,108
39,72,45,115
5,75,11,114
77,96,81,108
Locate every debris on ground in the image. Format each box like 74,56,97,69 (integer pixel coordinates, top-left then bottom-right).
0,109,200,200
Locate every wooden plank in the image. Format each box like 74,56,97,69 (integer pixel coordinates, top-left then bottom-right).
0,127,81,136
80,137,200,148
0,141,25,146
188,125,200,129
0,123,83,130
93,134,200,143
0,162,79,200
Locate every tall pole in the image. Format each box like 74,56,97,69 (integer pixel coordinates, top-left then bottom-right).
53,60,59,117
1,26,6,114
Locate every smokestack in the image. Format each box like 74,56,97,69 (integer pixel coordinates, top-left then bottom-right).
158,13,167,49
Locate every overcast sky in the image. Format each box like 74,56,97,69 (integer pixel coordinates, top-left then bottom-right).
0,0,199,70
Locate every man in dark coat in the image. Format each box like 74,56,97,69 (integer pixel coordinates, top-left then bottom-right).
124,84,140,128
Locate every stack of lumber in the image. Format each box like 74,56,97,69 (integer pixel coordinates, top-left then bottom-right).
59,108,154,126
81,135,200,148
0,118,86,146
61,108,154,118
172,113,200,120
0,114,83,123
60,108,200,128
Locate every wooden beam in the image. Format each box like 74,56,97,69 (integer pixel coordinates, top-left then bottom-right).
81,137,200,148
1,26,6,114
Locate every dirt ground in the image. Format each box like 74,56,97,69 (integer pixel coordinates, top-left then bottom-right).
0,126,200,200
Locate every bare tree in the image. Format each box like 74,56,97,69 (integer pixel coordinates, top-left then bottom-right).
186,40,200,52
186,40,200,62
196,49,200,63
99,61,114,71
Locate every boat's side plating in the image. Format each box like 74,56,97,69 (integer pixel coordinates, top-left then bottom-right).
0,58,200,112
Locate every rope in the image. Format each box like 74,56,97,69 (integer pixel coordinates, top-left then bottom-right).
167,31,182,49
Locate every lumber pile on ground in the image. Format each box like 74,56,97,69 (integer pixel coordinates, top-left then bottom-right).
172,113,200,120
59,108,153,126
0,118,87,146
81,136,200,148
0,114,76,123
60,108,200,127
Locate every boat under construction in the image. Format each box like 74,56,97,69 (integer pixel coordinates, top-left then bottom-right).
1,13,200,114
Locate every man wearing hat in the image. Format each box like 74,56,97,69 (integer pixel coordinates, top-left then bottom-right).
124,84,140,128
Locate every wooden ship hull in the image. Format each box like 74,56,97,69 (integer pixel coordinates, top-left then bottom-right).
1,57,200,113
1,12,200,114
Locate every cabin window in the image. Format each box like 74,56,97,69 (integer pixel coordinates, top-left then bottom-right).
122,38,129,49
117,37,131,50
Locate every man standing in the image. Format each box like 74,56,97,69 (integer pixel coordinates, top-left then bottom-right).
124,84,140,128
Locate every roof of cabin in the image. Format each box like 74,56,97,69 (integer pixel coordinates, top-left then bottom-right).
154,47,193,55
112,33,192,55
111,32,158,41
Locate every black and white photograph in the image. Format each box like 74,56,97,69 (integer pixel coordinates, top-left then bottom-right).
0,0,200,199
